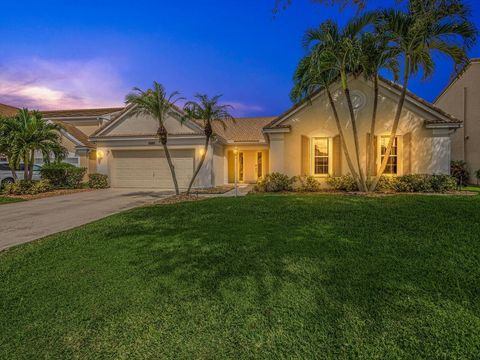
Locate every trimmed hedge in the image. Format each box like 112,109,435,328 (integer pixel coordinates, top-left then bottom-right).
2,180,52,195
291,176,322,192
254,173,292,192
88,173,109,189
40,163,86,188
326,175,359,192
376,174,456,193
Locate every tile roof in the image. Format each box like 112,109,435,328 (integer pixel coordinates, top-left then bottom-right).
42,107,124,118
0,103,19,117
53,120,95,148
196,117,276,143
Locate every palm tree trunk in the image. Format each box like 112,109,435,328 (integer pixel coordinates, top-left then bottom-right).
158,125,179,195
369,57,410,191
343,84,367,192
28,150,35,181
7,157,18,181
326,86,362,190
367,75,379,180
23,155,28,181
186,135,210,195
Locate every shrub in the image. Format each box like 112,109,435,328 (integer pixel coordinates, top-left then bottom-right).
88,173,109,189
326,175,359,192
475,169,480,185
254,172,292,192
451,160,469,187
40,162,86,188
375,174,456,193
291,176,321,192
3,180,52,195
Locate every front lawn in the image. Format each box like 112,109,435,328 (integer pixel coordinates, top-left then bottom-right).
1,194,479,359
0,196,23,204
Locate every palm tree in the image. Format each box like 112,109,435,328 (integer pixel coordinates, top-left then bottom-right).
358,31,399,179
291,52,361,189
125,82,184,195
303,14,377,191
0,116,22,180
4,109,67,181
182,94,234,194
369,3,477,191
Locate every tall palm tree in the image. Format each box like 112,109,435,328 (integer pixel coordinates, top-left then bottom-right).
0,116,22,180
303,13,377,191
359,31,399,179
125,82,184,195
5,109,67,181
182,94,234,195
291,52,361,189
369,2,476,190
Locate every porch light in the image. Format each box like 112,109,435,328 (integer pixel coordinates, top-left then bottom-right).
96,150,104,159
199,148,205,156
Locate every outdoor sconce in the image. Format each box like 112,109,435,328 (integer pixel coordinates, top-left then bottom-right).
96,150,105,159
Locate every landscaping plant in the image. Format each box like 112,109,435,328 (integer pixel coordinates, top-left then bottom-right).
451,160,470,188
40,163,86,189
88,174,109,189
125,82,184,195
254,172,292,192
2,180,52,195
182,94,234,194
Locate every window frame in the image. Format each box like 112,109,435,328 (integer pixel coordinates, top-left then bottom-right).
311,137,331,177
379,136,399,175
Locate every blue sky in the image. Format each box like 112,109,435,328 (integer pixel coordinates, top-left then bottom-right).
0,0,479,116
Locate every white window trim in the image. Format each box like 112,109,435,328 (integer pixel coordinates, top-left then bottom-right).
311,137,333,177
377,135,403,176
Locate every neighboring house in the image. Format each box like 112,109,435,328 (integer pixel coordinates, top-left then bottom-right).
435,58,480,183
42,108,123,173
0,76,461,189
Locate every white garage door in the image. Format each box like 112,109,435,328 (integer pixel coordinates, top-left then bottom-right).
112,150,194,189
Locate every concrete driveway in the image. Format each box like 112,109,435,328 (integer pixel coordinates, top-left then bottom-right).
0,189,172,251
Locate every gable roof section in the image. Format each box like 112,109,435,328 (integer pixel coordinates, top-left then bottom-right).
42,107,124,119
434,58,480,104
265,76,461,130
53,120,95,149
194,117,276,144
0,102,19,117
91,103,204,138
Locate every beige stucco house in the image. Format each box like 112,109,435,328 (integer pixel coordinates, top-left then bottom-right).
1,76,462,189
435,58,480,183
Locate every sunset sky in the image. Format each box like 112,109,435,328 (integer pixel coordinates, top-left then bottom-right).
1,0,480,117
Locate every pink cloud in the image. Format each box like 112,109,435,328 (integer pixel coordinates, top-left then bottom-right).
222,101,264,117
0,57,128,110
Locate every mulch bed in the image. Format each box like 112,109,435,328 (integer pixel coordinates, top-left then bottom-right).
5,188,94,201
187,185,235,195
155,195,206,205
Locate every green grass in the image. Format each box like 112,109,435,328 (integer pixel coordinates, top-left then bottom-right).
463,185,480,193
1,194,480,359
0,196,23,204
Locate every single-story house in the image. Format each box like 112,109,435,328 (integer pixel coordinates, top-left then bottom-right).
435,58,480,183
1,76,462,189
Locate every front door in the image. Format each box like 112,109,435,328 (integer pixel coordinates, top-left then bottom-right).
256,152,263,180
238,152,244,182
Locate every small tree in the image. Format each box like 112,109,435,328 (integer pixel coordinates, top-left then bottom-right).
183,94,234,194
451,160,469,188
1,109,67,181
125,82,184,195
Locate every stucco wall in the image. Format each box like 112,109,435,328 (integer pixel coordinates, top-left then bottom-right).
435,62,480,182
274,78,452,178
106,111,196,136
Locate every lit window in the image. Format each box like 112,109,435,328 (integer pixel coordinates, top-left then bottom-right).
313,138,329,175
381,136,398,174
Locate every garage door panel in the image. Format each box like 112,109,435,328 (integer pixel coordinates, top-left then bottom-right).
112,150,194,189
